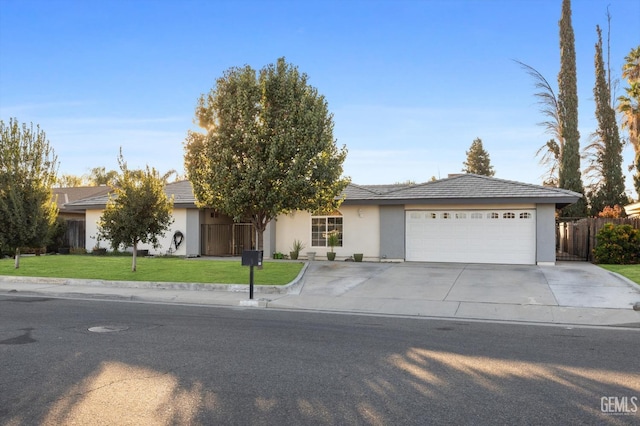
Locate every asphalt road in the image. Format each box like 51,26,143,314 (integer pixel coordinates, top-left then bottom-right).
1,296,639,425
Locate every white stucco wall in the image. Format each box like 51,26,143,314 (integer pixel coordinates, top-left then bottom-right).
274,205,380,260
84,207,194,256
85,209,102,251
144,208,188,256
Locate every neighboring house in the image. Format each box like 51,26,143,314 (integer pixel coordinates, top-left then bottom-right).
624,201,640,218
65,174,581,265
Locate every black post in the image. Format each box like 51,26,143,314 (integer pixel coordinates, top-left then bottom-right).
249,262,254,300
585,225,590,262
242,250,262,300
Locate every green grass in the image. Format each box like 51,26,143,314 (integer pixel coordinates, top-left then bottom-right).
600,264,640,286
0,255,303,285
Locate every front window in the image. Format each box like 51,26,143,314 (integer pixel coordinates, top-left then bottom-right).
312,216,343,247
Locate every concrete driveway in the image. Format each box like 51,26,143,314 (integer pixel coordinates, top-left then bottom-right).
272,261,640,326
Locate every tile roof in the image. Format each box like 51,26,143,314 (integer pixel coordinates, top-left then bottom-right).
63,180,198,210
342,174,581,207
64,174,582,210
53,186,112,211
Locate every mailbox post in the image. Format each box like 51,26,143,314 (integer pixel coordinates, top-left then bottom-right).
241,250,263,299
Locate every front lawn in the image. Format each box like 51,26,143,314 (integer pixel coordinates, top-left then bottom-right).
600,264,640,286
0,255,303,285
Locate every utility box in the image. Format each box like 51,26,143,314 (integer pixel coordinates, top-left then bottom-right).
241,250,263,267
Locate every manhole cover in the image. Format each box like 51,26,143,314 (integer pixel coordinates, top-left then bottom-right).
88,325,129,333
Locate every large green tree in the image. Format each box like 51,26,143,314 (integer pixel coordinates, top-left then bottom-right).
98,151,174,272
586,26,627,214
462,138,495,176
184,57,349,251
557,0,586,216
618,46,640,198
0,118,58,268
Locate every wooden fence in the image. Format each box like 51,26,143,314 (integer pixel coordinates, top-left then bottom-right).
63,219,86,249
557,217,640,261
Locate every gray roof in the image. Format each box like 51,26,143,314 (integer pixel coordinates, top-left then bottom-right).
342,174,581,207
52,186,112,212
64,174,582,211
64,180,198,210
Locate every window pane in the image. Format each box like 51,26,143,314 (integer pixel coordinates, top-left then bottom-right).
328,217,343,246
311,217,326,247
311,216,343,247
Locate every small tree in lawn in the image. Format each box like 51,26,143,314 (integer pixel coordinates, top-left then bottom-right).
98,151,174,272
185,57,350,250
462,138,495,176
0,118,58,268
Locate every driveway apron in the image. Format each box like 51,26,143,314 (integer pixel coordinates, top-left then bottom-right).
295,261,640,317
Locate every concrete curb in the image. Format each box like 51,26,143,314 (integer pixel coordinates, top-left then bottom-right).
0,261,310,295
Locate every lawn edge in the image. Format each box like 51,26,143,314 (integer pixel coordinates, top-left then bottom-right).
0,262,309,295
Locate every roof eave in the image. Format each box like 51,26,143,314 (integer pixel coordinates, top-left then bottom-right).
342,196,581,206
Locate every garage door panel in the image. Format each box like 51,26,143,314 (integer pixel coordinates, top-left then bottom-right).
406,210,536,264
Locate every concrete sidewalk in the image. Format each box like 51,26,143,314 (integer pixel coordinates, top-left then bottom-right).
1,261,640,328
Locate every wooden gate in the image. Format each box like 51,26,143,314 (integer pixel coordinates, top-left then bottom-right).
63,219,86,249
200,223,255,256
556,217,640,261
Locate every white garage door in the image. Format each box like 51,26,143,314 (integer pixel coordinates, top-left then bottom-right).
405,209,536,264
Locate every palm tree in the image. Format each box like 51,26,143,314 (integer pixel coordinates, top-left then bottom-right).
515,60,562,186
617,46,640,197
618,81,640,158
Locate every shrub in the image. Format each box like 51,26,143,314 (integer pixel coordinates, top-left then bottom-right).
593,223,640,264
598,205,625,218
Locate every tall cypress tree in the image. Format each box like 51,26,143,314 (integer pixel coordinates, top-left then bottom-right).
557,0,586,216
589,25,627,214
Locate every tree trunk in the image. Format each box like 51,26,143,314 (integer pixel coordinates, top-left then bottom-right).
252,214,268,252
14,247,20,269
256,226,264,251
132,241,137,272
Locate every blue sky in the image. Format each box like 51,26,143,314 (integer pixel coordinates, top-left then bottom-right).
1,0,639,192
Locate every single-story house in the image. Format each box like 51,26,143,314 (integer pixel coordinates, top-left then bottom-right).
65,174,581,265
